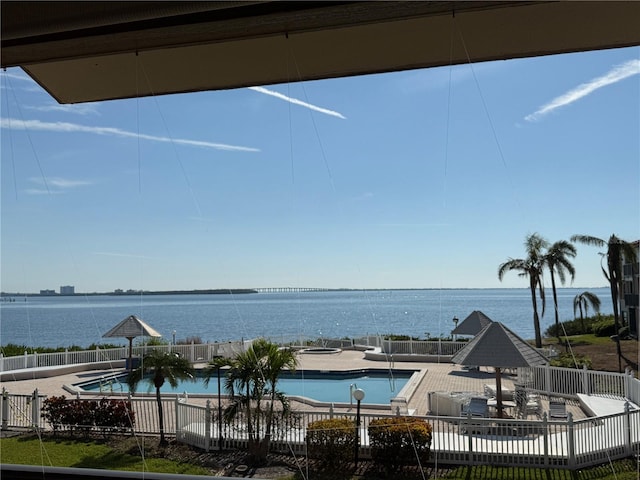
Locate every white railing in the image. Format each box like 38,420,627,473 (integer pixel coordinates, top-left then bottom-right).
518,365,637,400
2,386,639,470
380,339,465,356
0,341,249,373
173,402,640,469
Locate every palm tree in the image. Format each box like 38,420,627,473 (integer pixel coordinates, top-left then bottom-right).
570,234,637,336
498,233,549,348
573,291,601,333
544,240,577,342
127,350,195,445
571,234,637,372
204,338,297,464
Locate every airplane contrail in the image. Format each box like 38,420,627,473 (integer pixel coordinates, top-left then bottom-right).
0,118,260,152
525,59,640,121
250,86,346,119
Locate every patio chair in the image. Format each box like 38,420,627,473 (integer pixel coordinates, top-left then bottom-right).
515,386,541,419
461,397,489,434
549,398,568,419
462,396,489,418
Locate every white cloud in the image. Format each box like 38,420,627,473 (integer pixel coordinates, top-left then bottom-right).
44,177,93,188
27,103,101,116
249,86,346,119
0,118,260,152
24,188,63,195
26,176,93,195
525,59,640,121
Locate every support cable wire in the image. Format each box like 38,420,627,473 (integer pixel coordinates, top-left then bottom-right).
286,38,395,379
2,70,19,201
453,16,521,211
136,57,203,219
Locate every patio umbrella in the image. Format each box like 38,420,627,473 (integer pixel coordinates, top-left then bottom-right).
452,310,494,336
451,322,548,418
102,315,162,370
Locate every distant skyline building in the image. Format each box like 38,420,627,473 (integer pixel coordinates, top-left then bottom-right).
60,285,75,295
39,289,56,295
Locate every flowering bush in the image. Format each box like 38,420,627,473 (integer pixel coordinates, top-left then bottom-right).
41,396,135,437
368,416,432,473
306,417,356,471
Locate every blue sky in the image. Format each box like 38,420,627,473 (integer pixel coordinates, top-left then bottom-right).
1,46,639,293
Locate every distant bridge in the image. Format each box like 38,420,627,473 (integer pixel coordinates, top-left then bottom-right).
255,287,331,293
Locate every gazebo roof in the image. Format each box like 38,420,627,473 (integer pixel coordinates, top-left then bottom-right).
452,310,494,336
102,315,162,339
451,321,548,368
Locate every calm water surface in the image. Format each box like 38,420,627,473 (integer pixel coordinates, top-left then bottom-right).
1,288,611,348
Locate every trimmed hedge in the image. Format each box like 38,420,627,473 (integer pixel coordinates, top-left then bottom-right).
368,416,432,474
306,417,356,471
41,395,135,436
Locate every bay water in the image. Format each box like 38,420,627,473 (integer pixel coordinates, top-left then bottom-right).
0,288,611,349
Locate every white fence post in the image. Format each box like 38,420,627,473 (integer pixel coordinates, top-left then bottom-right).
205,400,212,452
1,388,8,430
582,364,589,394
542,412,549,467
0,353,3,372
31,389,40,429
624,401,632,457
545,364,551,398
567,412,575,469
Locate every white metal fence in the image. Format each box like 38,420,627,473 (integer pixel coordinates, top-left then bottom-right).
0,341,250,373
172,399,640,469
519,365,639,404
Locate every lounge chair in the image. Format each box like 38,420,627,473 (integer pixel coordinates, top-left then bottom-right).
549,398,568,419
461,397,489,434
462,396,489,418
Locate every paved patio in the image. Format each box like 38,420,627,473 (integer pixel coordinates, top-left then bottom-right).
0,349,587,420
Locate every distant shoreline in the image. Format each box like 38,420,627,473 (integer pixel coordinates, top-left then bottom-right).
1,289,259,297
0,286,608,298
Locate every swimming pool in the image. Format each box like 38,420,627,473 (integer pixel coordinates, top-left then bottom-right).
77,369,417,405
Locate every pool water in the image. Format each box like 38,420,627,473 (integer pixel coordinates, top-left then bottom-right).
81,369,414,404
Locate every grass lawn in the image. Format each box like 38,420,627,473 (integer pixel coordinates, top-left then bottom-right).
0,434,212,475
2,434,638,480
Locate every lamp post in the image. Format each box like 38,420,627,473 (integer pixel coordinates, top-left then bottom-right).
352,387,365,468
452,316,459,342
172,330,176,345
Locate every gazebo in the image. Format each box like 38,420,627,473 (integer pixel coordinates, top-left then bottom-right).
103,315,162,370
452,310,494,337
451,321,549,418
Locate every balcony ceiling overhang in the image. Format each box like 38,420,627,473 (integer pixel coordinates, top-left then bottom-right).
2,1,640,104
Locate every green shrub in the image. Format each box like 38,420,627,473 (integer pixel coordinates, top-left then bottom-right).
368,416,432,474
306,417,355,471
592,318,616,337
550,352,592,369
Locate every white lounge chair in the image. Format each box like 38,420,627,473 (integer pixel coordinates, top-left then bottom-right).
549,398,568,419
462,396,489,418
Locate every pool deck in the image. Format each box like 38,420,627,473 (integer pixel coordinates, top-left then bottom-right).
0,349,590,420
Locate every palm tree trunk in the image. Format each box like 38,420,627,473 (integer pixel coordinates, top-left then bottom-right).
529,279,542,348
579,302,585,333
550,272,560,343
608,265,622,372
156,387,166,445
